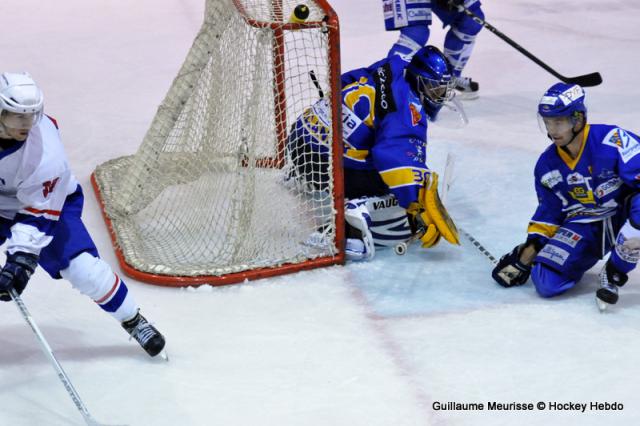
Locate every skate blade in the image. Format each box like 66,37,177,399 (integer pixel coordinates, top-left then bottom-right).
158,349,169,362
596,297,610,312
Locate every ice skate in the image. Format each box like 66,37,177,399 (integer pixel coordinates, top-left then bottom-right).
454,76,479,100
596,262,628,312
122,311,167,358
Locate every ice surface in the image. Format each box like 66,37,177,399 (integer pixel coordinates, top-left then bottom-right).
1,1,639,425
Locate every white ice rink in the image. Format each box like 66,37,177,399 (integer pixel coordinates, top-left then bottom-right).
1,1,640,425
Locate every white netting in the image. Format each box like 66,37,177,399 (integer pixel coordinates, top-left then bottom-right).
93,0,340,279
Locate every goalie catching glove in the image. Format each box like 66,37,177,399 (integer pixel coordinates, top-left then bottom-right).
491,244,531,287
406,171,460,248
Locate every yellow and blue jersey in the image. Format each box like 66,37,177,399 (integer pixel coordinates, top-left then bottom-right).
288,55,432,209
339,55,431,208
528,124,640,245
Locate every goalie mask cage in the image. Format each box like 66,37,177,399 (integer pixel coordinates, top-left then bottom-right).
91,0,343,287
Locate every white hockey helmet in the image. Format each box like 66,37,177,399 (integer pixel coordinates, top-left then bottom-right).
0,72,44,134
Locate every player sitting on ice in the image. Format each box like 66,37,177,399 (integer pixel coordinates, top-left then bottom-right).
287,45,463,261
492,82,640,311
0,72,166,356
382,0,484,99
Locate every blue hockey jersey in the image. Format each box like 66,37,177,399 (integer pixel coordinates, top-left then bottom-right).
339,55,431,208
528,124,640,245
288,55,436,209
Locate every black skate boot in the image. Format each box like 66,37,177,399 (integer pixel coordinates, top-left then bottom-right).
454,76,479,100
596,261,628,311
122,311,166,357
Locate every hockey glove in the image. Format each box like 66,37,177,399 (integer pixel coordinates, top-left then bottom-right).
0,252,39,301
407,202,441,248
406,172,460,248
435,0,464,12
491,245,531,288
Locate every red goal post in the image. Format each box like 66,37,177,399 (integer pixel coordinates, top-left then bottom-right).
91,0,344,286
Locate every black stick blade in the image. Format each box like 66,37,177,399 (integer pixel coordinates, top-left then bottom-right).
564,72,602,87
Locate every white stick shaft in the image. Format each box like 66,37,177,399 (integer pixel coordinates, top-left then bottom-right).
9,288,103,426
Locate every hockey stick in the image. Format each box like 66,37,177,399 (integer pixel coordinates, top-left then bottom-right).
459,228,498,265
309,70,325,99
9,288,126,426
455,3,602,87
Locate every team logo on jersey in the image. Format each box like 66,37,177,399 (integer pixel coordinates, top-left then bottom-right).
595,177,622,199
540,170,562,189
409,102,422,126
551,228,582,248
619,130,640,163
538,244,570,266
603,128,640,163
42,177,59,198
566,172,585,185
604,129,624,148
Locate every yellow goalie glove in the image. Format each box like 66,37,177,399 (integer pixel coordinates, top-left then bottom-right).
406,171,460,248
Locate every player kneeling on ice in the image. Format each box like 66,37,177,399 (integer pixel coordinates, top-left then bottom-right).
0,72,165,356
492,82,640,310
287,46,463,260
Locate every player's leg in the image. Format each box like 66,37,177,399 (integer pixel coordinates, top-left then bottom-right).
597,200,640,306
383,0,432,61
38,187,166,357
530,222,600,298
433,1,483,99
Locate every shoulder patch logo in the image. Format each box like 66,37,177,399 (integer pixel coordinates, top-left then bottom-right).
42,177,59,198
540,170,562,189
409,102,422,126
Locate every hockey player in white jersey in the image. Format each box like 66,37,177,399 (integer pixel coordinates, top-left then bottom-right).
0,72,165,357
383,0,483,99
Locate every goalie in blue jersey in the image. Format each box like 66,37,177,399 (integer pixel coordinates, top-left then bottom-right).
287,46,464,261
382,0,484,99
492,82,640,310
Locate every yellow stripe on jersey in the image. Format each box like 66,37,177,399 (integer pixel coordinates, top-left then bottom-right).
556,124,590,170
527,221,559,238
342,77,376,128
344,148,369,162
379,167,427,188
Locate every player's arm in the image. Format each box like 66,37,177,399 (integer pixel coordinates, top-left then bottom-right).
0,169,72,301
492,166,564,287
9,169,72,256
371,132,458,248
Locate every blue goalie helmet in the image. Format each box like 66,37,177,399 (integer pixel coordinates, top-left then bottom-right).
405,46,454,119
538,82,587,120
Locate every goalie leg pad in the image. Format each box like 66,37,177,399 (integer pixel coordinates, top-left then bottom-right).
421,172,460,245
359,194,413,247
345,200,375,260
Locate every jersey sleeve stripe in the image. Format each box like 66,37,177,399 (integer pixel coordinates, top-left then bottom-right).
379,166,425,188
527,221,559,238
23,207,62,217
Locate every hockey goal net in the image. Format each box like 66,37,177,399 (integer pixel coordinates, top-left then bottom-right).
92,0,343,286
